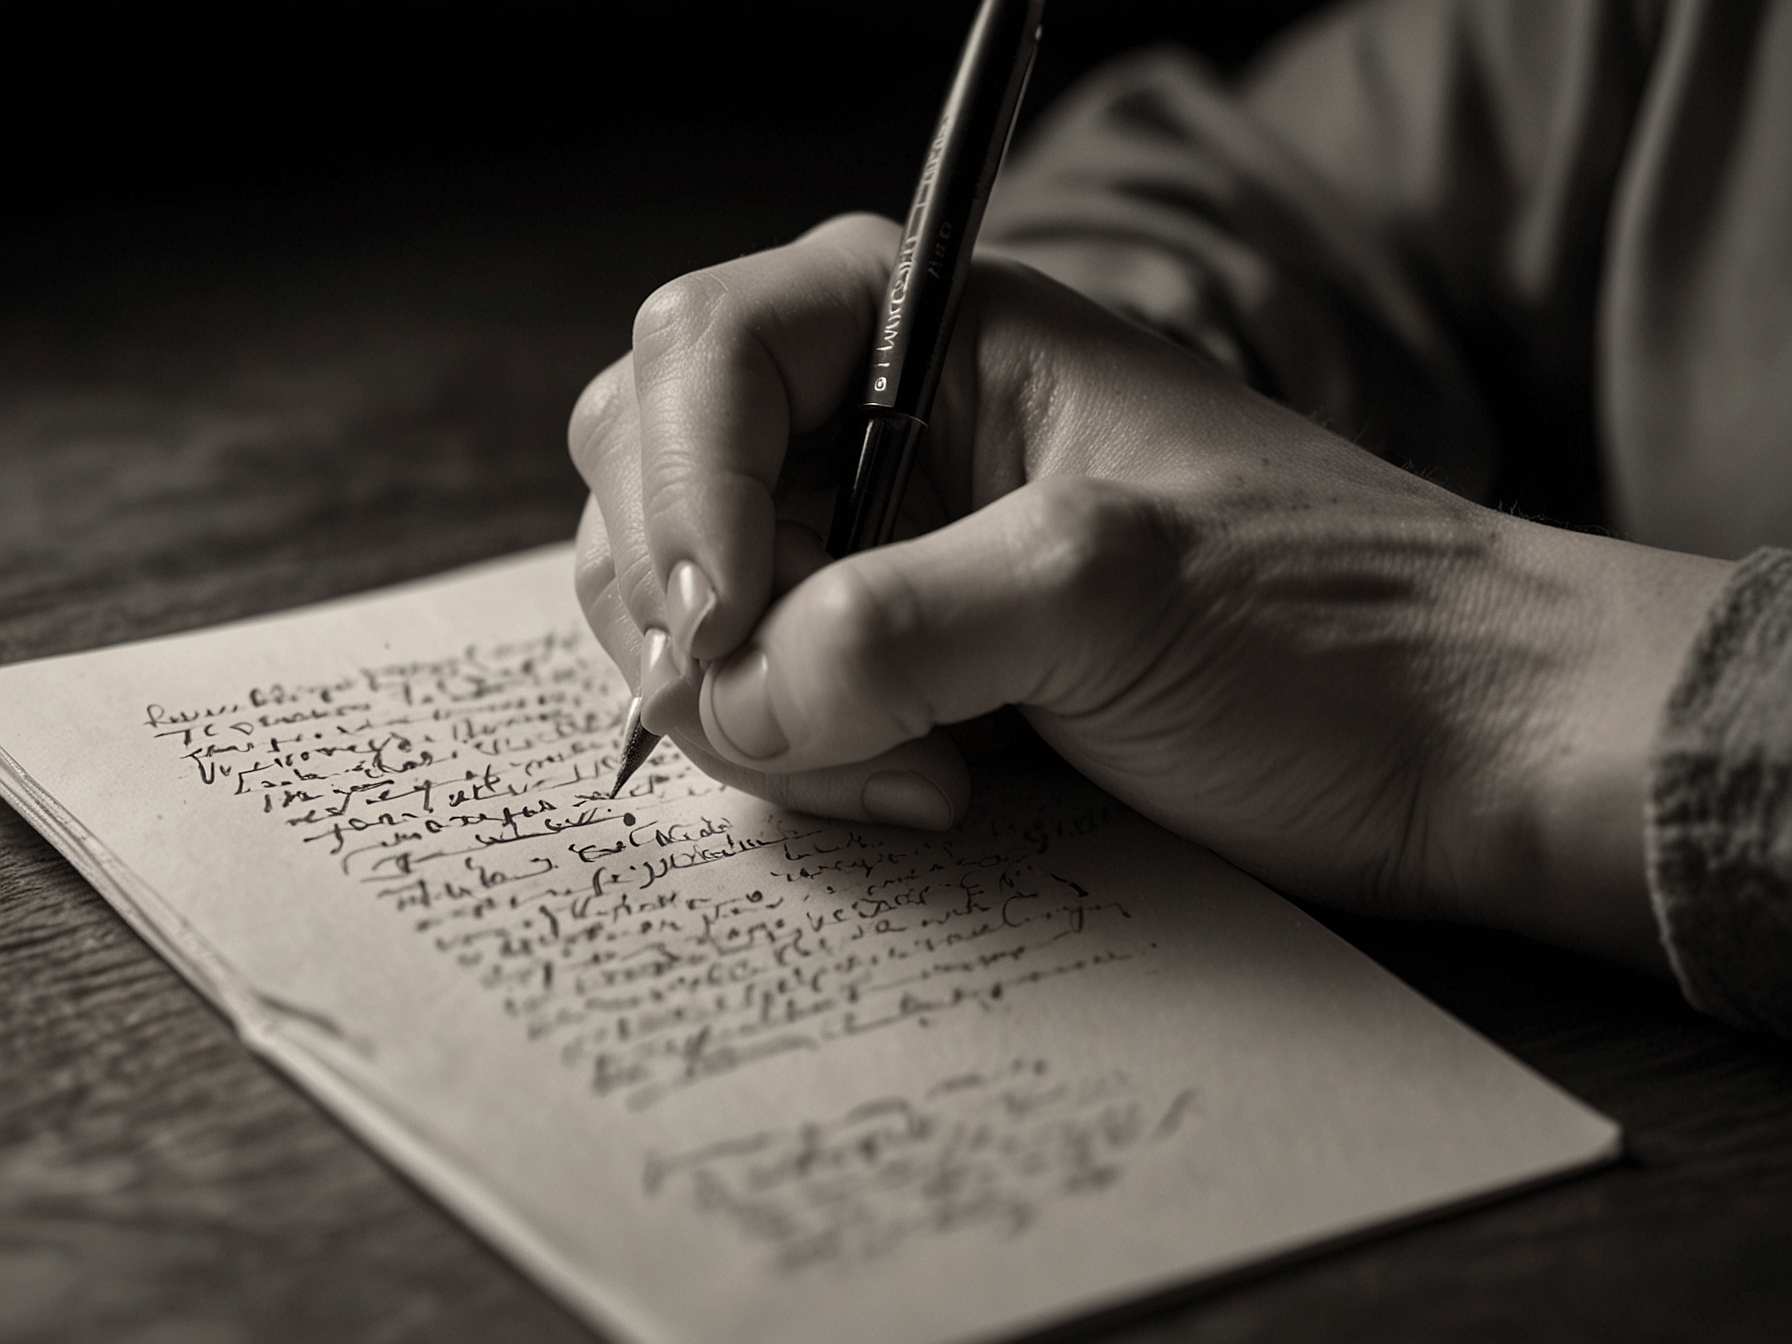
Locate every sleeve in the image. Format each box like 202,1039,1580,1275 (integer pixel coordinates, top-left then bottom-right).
981,0,1658,515
1648,549,1792,1036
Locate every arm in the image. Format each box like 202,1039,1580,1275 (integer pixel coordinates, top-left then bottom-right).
982,0,1657,523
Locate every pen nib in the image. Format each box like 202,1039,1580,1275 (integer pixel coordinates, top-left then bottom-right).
608,694,657,800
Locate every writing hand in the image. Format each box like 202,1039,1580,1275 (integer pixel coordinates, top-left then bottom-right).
571,213,1732,970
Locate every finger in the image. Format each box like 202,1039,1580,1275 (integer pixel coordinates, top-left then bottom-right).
570,362,714,740
655,727,971,833
698,477,1180,773
574,492,710,747
573,494,638,685
567,355,629,490
631,212,901,665
626,518,832,744
569,358,663,637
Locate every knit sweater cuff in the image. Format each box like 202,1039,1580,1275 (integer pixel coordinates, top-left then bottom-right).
1648,548,1792,1035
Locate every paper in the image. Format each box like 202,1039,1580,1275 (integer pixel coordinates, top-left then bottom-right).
0,545,1619,1344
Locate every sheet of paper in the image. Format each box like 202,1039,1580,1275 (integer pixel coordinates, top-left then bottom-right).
0,545,1618,1344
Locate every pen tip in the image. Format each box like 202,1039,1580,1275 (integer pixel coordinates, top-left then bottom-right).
607,694,657,803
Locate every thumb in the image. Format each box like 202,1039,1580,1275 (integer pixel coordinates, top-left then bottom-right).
698,478,1180,773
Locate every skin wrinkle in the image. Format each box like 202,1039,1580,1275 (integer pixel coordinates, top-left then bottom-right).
1022,483,1187,714
613,543,662,628
957,288,1035,510
1005,490,1113,711
1412,540,1578,920
868,559,949,742
1174,627,1431,895
1041,505,1257,752
978,267,1144,489
881,558,958,737
1013,337,1073,487
571,516,618,625
641,462,779,534
574,373,668,636
1127,493,1535,913
1365,737,1436,913
1032,501,1197,763
568,366,628,483
632,269,736,370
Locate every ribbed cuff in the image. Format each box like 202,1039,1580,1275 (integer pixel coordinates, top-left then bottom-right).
1647,547,1792,1036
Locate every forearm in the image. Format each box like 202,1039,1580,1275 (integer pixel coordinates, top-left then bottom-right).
1490,526,1732,974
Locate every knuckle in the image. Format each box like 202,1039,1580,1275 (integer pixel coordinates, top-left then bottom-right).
573,560,636,681
567,362,630,476
633,271,731,361
572,548,615,614
589,606,637,684
1017,479,1179,627
804,562,925,705
575,492,609,552
614,546,662,627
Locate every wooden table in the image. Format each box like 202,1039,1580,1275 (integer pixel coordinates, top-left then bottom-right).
5,130,1791,1344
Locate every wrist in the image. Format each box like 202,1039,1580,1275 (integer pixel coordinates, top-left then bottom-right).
1489,525,1732,972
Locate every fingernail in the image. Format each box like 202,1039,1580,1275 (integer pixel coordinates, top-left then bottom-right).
638,627,681,734
862,771,955,831
708,648,789,760
665,561,718,663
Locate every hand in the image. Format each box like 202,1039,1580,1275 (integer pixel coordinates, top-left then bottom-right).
569,213,1732,972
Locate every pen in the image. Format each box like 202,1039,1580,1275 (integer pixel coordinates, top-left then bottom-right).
608,0,1044,799
828,0,1044,556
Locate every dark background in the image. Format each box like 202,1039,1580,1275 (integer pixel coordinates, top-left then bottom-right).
5,3,1320,326
9,4,1318,230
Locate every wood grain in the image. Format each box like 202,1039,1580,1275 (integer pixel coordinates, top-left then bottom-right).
4,158,1791,1344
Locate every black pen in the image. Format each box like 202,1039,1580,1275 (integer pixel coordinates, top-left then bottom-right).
828,0,1044,556
609,0,1044,799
